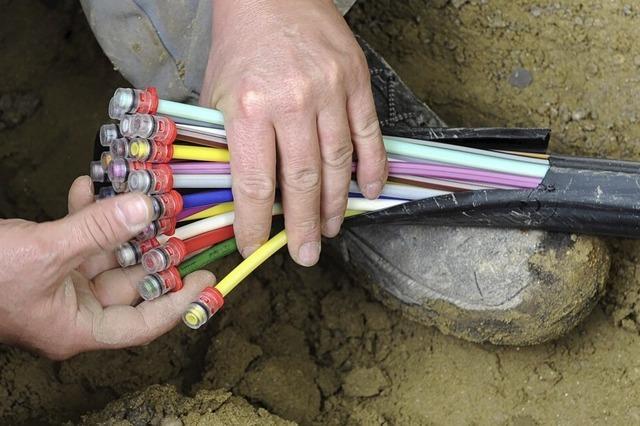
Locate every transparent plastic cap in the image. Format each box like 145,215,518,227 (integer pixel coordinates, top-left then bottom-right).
136,222,158,241
100,124,121,147
150,197,163,220
127,138,151,161
89,161,106,183
110,138,130,158
182,302,211,329
107,158,129,183
120,114,155,138
108,88,136,120
137,275,163,301
128,170,152,193
142,248,169,274
116,242,137,268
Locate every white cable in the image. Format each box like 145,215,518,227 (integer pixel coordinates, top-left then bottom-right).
345,198,407,211
160,204,284,243
173,174,232,188
349,181,448,200
176,123,228,138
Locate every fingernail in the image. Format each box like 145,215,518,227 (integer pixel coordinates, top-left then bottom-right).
363,181,384,199
241,244,260,258
116,195,151,231
322,215,344,237
297,241,321,267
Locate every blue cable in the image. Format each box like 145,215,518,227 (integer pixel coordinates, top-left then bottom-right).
182,189,233,209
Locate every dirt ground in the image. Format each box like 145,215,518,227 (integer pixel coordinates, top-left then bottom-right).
3,0,640,424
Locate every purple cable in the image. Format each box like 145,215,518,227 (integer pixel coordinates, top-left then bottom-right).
169,161,542,188
177,204,214,221
387,163,541,188
170,162,230,174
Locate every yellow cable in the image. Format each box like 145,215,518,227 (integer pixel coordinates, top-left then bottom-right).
215,230,287,297
172,144,230,162
180,202,235,222
214,210,362,297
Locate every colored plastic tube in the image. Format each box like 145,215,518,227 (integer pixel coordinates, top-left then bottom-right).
383,136,549,178
181,202,235,222
182,189,234,209
157,99,225,126
173,174,232,189
172,145,230,162
178,238,238,277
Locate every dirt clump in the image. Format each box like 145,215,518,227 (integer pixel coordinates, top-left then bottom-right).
79,384,293,426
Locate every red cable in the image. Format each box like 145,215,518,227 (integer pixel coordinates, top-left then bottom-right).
183,225,235,254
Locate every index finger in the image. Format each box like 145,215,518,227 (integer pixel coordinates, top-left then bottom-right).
226,116,277,258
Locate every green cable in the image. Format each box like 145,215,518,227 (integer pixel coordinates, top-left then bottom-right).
178,238,238,277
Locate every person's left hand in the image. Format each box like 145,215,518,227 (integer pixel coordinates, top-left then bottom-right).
0,176,213,360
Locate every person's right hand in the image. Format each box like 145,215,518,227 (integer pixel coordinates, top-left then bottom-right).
0,176,213,360
200,0,388,267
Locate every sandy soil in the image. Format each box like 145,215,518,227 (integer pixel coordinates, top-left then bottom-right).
3,0,640,424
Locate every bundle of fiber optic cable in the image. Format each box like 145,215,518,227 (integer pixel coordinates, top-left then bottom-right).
91,86,639,331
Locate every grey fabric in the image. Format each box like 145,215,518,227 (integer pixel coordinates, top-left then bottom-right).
80,0,356,103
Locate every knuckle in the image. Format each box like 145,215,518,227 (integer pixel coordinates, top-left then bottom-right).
355,113,382,141
233,220,271,247
282,166,321,194
290,216,321,236
234,173,276,202
78,210,119,252
277,77,314,114
235,79,267,117
323,142,353,169
236,90,265,117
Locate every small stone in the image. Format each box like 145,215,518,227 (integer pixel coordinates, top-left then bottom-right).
160,415,183,426
571,109,588,121
621,318,638,332
613,54,626,65
508,68,533,88
530,6,542,17
342,367,389,398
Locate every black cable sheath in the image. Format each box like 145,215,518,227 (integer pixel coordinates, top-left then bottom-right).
346,154,640,239
382,127,551,154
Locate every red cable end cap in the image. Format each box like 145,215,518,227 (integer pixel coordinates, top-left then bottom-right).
154,117,177,145
147,87,159,114
158,217,177,236
163,267,183,292
199,287,225,315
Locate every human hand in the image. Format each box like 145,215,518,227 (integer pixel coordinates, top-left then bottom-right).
200,0,388,266
0,176,213,360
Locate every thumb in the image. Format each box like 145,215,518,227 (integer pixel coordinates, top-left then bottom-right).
47,192,153,267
